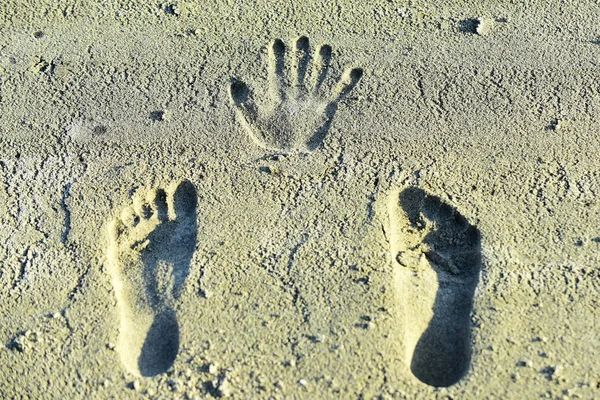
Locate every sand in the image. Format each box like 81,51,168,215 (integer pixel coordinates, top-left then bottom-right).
0,0,599,398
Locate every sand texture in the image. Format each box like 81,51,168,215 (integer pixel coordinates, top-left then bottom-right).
0,0,599,398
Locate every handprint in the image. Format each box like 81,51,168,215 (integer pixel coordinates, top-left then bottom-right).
230,37,363,153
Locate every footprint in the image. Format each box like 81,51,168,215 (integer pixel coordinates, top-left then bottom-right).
106,180,198,377
387,187,481,387
230,36,363,153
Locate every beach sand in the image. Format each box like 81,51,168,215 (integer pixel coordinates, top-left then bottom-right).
0,1,599,398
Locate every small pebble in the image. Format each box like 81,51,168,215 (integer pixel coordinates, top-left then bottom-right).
218,379,232,397
208,363,218,374
167,379,181,392
298,379,307,387
285,359,296,367
476,17,494,35
552,365,564,379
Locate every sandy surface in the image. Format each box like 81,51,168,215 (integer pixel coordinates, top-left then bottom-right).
1,0,599,398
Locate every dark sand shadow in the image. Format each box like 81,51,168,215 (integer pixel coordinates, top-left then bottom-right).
137,180,198,377
398,187,481,387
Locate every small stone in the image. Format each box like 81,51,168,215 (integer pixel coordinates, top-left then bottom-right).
259,165,280,175
357,321,374,330
562,388,573,396
12,339,26,353
217,379,232,397
285,359,296,367
525,360,534,368
208,363,218,374
106,343,116,351
552,365,564,379
547,119,563,131
298,379,307,387
163,3,180,16
476,17,494,35
150,110,168,122
313,334,325,343
129,380,140,391
146,388,156,396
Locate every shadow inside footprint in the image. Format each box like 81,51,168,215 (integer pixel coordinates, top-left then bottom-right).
138,309,180,377
398,187,481,387
138,180,198,376
142,180,198,304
